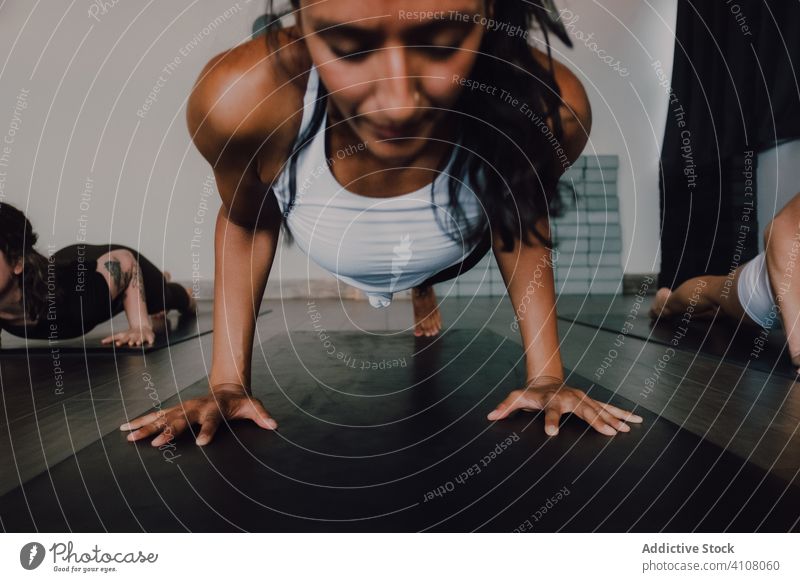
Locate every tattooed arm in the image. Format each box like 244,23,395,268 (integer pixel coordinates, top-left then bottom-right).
96,249,155,347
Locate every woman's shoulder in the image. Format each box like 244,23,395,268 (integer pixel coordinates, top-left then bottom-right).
531,46,592,164
186,26,313,165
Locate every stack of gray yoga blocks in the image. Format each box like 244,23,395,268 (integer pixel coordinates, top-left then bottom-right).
552,154,623,295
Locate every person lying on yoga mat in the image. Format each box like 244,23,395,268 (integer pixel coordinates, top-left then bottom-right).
650,191,800,373
121,0,643,446
0,202,196,348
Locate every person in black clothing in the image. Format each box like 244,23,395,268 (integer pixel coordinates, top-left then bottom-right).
0,202,196,347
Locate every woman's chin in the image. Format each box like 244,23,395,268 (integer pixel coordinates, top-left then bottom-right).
367,136,430,163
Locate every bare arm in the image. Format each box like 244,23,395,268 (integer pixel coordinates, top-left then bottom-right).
192,49,288,394
494,50,592,381
97,249,155,347
119,204,282,446
488,218,642,436
209,199,281,392
493,218,563,382
532,46,593,170
122,39,297,445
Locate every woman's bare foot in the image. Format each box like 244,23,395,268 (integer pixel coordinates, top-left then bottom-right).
412,284,442,337
649,287,673,319
165,270,197,315
150,311,167,334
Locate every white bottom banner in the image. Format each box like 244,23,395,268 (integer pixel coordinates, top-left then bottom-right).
1,533,798,581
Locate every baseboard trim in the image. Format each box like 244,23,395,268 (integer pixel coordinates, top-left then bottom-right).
182,276,656,301
622,273,658,295
181,279,415,302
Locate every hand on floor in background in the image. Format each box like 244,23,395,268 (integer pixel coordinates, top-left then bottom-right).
120,384,278,447
101,325,156,347
649,287,673,319
487,376,643,436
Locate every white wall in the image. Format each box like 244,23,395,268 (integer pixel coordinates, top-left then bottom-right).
549,0,678,275
0,0,675,289
757,140,800,250
0,0,273,294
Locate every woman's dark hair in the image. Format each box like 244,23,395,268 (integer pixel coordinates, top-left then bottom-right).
0,202,50,323
263,0,571,252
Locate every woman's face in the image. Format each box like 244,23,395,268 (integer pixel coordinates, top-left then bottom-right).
0,249,22,299
299,0,489,162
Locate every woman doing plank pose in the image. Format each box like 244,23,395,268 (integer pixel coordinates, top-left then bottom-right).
122,0,643,446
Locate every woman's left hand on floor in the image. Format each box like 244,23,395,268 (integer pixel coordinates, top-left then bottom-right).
487,377,643,436
101,325,156,347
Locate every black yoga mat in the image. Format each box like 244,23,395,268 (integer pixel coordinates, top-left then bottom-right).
1,328,797,532
0,303,272,354
559,310,796,379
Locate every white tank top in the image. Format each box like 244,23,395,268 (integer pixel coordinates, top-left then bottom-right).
270,64,487,308
736,251,778,329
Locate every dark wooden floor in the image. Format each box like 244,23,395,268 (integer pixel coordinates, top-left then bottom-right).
1,294,798,504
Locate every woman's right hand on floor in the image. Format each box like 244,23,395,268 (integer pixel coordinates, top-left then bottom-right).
102,325,156,347
487,377,643,436
119,384,278,446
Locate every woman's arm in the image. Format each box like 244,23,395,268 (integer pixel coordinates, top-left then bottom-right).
97,249,155,347
531,45,593,170
120,203,281,447
122,40,298,446
197,45,294,396
493,219,563,381
209,201,281,393
488,219,642,435
486,53,640,436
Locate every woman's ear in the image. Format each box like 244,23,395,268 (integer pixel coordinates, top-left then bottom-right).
13,258,23,276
